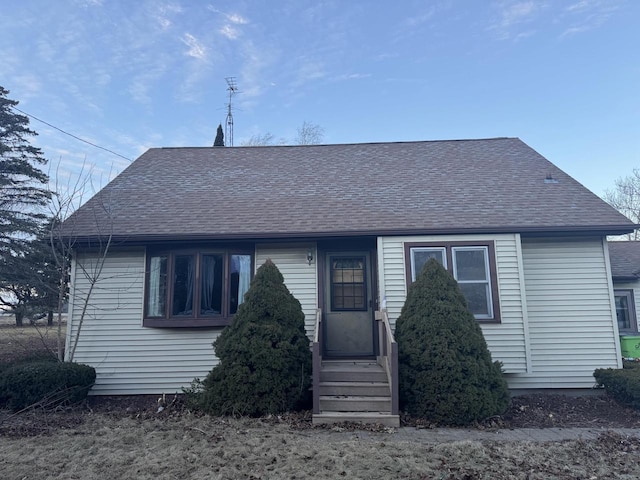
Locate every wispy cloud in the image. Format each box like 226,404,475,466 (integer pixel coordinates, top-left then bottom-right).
182,33,207,60
333,73,372,81
152,3,183,30
220,25,240,40
560,0,620,37
227,13,248,25
489,1,543,40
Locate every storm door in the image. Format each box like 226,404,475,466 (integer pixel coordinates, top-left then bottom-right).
323,253,374,357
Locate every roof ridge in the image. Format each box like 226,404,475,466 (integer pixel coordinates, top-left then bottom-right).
158,137,519,150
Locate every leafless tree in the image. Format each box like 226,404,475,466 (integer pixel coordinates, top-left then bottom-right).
605,169,640,240
46,161,114,361
294,121,324,145
239,122,324,147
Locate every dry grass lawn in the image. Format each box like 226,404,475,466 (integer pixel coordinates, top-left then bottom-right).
2,322,640,478
2,414,640,479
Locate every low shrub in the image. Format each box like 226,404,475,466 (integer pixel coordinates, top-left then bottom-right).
0,361,96,411
594,364,640,410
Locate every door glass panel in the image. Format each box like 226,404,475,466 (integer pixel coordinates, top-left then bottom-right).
331,257,366,311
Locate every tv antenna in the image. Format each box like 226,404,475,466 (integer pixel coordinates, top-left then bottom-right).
225,77,238,146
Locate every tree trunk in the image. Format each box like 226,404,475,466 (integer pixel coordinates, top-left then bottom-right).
47,310,54,326
15,311,23,327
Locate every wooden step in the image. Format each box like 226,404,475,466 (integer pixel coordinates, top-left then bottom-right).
320,362,388,383
318,381,390,397
312,412,400,427
319,395,391,412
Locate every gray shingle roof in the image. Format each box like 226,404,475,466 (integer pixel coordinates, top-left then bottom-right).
63,138,635,241
609,241,640,279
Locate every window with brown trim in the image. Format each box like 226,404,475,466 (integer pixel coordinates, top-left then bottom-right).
404,241,501,323
144,248,253,327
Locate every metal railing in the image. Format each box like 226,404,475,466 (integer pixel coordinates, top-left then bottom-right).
312,308,322,414
376,309,399,416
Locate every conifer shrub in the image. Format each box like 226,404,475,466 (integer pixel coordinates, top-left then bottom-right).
0,361,96,411
189,259,312,416
395,258,509,425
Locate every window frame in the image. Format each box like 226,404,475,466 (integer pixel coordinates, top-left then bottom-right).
404,241,501,323
615,289,638,334
143,247,254,328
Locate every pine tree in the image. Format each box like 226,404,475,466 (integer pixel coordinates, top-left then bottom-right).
395,258,509,425
213,124,224,146
0,86,51,325
0,86,50,258
193,259,312,416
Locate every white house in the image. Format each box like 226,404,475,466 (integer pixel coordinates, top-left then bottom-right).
62,138,635,425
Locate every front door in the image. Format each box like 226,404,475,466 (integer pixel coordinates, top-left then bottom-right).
323,252,374,357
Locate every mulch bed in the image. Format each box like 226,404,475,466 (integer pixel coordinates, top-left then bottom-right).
3,392,640,438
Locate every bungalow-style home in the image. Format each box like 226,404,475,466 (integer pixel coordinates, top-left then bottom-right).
64,138,634,426
609,241,640,335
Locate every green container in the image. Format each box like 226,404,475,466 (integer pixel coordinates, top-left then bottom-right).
620,336,640,358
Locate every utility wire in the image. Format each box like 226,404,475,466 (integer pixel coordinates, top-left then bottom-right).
10,105,132,162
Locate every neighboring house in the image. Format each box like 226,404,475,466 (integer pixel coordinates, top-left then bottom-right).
608,241,640,334
63,138,634,412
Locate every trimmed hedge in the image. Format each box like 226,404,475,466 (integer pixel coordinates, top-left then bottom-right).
0,361,96,411
594,363,640,410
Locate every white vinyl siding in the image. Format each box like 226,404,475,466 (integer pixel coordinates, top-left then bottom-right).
508,237,621,389
377,234,529,373
67,249,220,395
255,243,318,339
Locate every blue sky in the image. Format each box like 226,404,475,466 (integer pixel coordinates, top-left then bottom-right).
1,0,638,197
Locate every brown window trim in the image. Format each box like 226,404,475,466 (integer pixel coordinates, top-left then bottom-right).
143,246,254,328
404,240,501,324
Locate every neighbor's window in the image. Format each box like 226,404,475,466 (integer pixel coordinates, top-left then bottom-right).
405,241,500,322
615,290,637,333
145,248,253,327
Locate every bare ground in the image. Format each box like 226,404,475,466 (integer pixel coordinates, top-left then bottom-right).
3,324,640,478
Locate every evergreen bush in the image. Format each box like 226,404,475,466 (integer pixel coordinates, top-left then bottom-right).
0,361,95,411
395,258,509,425
189,259,312,416
594,364,640,409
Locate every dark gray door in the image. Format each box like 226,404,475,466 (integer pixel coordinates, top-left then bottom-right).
323,253,374,357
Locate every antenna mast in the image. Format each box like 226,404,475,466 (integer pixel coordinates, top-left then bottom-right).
225,77,238,146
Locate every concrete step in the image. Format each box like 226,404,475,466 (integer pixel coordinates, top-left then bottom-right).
318,381,390,397
319,395,392,412
312,411,400,428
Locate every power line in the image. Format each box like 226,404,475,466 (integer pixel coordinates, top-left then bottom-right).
10,105,132,162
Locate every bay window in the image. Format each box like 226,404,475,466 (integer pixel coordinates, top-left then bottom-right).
144,248,253,327
405,241,501,322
